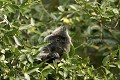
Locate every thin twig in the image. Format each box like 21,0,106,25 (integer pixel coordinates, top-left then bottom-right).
39,0,53,19
114,19,119,28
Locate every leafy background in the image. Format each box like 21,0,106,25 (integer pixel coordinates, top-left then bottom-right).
0,0,120,80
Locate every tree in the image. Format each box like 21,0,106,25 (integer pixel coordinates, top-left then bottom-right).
0,0,120,79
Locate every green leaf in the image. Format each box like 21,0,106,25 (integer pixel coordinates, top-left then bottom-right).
24,73,30,80
0,54,5,60
0,0,10,2
41,65,53,77
69,4,78,10
104,67,110,75
63,71,68,78
12,4,19,10
19,54,26,61
49,64,55,69
58,6,64,12
5,28,18,36
19,24,32,30
115,61,120,69
59,71,64,76
102,55,110,66
6,5,15,13
13,36,21,46
62,52,69,60
113,8,119,14
5,49,13,58
27,67,39,74
27,54,33,63
53,60,58,69
83,57,90,65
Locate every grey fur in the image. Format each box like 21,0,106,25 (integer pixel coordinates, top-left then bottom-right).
37,25,72,63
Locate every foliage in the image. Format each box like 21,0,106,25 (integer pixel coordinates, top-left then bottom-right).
0,0,120,80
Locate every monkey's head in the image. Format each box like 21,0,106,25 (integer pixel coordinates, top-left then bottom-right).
44,25,72,52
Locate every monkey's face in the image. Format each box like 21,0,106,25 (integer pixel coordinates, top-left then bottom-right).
46,35,66,44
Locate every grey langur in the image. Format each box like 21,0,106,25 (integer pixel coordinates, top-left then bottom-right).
36,25,72,63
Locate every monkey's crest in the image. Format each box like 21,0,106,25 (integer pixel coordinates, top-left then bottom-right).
44,25,72,45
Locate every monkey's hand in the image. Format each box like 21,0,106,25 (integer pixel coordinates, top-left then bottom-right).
44,52,60,63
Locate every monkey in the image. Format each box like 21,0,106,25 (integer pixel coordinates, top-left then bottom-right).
36,25,72,63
